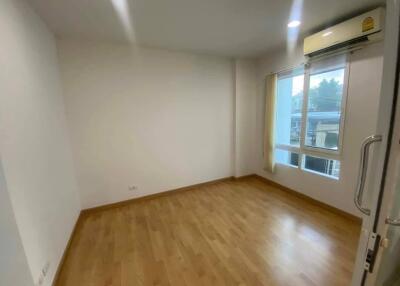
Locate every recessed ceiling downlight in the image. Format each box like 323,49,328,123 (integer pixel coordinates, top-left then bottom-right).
288,20,301,28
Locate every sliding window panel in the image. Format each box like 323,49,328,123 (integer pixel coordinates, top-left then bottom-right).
304,55,348,152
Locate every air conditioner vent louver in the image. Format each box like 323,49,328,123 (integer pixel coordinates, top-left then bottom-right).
306,36,369,58
304,8,384,57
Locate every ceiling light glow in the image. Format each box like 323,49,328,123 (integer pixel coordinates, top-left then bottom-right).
288,20,301,28
322,31,333,37
111,0,136,42
286,0,303,53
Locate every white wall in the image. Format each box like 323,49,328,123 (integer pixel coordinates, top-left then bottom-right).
58,39,235,208
255,42,384,216
56,37,383,216
234,59,257,177
0,1,81,285
0,161,33,286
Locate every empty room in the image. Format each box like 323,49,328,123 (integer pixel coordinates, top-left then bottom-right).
2,0,400,285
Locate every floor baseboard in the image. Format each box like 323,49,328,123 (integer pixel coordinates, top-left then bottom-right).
52,211,83,286
252,174,362,224
233,174,255,180
81,176,235,214
52,174,361,285
81,174,361,223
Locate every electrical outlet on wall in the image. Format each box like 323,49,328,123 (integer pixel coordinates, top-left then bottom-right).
128,185,137,191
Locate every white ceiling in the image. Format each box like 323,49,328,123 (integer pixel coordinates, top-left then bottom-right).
27,0,385,57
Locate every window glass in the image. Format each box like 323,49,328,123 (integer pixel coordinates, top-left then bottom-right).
275,149,299,167
303,155,340,179
305,66,346,151
275,70,304,146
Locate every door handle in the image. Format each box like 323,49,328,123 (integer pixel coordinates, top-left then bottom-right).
386,217,400,226
354,135,382,215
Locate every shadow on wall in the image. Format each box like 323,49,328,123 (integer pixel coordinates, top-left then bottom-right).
0,159,33,286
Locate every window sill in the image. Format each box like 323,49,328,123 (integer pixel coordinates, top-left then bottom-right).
275,162,340,181
301,168,340,180
276,162,298,169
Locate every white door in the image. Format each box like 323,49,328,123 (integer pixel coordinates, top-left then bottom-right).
374,153,400,284
352,0,400,285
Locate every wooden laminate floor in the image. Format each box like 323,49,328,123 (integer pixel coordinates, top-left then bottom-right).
56,177,361,286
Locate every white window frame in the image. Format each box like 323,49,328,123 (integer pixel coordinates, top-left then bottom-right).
274,56,350,179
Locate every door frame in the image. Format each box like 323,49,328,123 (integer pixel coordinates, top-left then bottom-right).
352,0,400,285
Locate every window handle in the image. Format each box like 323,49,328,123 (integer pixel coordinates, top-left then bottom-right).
354,135,382,216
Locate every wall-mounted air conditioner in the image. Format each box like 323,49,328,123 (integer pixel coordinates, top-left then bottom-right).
304,7,385,57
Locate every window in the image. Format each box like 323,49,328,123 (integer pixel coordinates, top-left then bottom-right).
275,149,299,167
274,54,348,179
